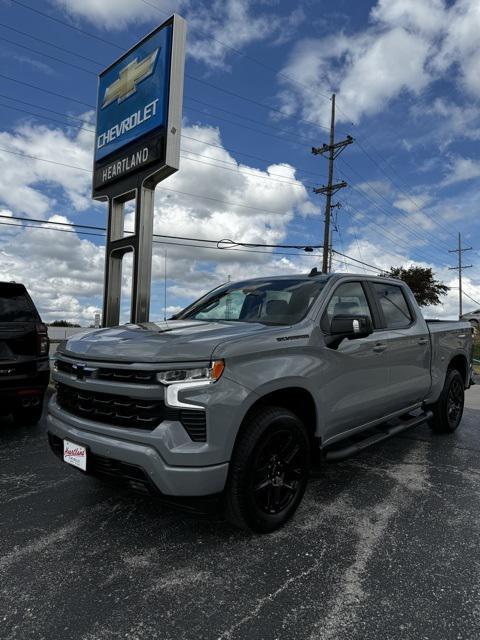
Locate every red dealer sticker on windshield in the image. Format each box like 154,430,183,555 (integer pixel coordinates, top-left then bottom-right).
63,440,87,472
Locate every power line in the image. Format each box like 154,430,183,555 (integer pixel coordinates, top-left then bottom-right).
0,140,455,268
338,158,451,253
330,256,379,275
0,97,322,187
0,219,320,258
9,0,126,50
0,137,312,192
0,20,321,147
180,152,312,189
7,1,333,133
0,20,103,65
0,97,458,266
462,290,480,307
0,100,95,132
185,95,313,146
332,249,386,274
0,214,321,252
2,4,464,272
338,171,452,263
0,34,97,75
0,72,95,108
354,137,454,238
137,0,334,103
322,99,457,241
0,220,104,238
0,93,95,127
341,199,431,258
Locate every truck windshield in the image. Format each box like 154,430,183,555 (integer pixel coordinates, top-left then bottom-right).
176,278,326,325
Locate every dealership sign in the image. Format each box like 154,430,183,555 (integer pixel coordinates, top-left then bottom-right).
92,15,186,327
92,15,186,198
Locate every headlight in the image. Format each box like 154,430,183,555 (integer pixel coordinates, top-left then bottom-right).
157,360,224,385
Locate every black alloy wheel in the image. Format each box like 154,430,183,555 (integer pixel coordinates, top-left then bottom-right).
251,428,307,516
225,406,311,533
447,375,464,429
429,368,465,434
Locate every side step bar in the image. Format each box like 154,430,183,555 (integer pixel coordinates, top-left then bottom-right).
324,410,433,462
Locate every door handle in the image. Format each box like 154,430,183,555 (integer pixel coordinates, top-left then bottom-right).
373,342,387,353
418,337,429,345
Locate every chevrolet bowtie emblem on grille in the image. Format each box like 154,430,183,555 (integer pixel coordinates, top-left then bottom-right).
102,48,159,109
72,363,97,380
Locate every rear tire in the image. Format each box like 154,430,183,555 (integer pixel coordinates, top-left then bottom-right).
13,399,44,426
429,369,464,434
225,406,311,533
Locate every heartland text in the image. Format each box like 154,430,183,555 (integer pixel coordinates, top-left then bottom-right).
101,148,149,182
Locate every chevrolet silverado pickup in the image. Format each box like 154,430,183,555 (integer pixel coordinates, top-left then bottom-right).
47,273,473,532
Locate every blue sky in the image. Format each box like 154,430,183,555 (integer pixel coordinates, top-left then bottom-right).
0,0,479,324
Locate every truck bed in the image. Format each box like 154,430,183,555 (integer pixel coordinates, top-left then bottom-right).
426,319,473,391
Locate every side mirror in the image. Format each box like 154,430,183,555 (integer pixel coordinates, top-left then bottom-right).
329,314,373,340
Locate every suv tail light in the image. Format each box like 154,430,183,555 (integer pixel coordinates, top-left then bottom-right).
36,323,49,356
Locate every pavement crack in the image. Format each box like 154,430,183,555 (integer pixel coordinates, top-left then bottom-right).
216,547,327,640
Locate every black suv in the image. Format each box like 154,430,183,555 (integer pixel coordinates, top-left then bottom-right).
0,282,49,424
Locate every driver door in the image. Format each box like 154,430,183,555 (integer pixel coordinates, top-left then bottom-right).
317,281,393,442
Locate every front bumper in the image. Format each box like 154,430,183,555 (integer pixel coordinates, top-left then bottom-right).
47,405,229,497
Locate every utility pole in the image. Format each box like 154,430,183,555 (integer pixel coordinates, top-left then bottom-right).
449,232,472,319
312,94,354,273
328,230,333,272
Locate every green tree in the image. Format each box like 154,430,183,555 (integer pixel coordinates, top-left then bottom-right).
386,266,449,307
49,320,81,328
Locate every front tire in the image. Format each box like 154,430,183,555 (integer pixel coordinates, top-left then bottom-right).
225,406,311,533
429,369,465,434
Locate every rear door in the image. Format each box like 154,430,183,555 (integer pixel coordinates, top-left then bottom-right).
369,281,431,410
0,283,40,364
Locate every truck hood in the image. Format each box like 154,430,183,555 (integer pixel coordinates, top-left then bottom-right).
59,320,273,363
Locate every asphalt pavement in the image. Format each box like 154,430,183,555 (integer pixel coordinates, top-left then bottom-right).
1,388,480,640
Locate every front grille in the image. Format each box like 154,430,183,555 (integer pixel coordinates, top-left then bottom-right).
56,382,170,430
55,382,207,440
56,359,157,384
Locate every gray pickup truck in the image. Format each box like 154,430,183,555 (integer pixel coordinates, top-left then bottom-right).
48,273,473,532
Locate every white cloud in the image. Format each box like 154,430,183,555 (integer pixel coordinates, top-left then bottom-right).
441,156,480,187
0,118,93,216
370,0,446,36
186,0,304,70
0,120,316,323
433,0,480,97
50,0,303,69
277,0,480,125
278,26,433,125
50,0,171,31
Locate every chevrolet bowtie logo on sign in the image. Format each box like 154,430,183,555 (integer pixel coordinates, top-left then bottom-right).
102,49,159,109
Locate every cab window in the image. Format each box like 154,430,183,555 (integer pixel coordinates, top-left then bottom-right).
372,283,413,329
323,282,373,328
